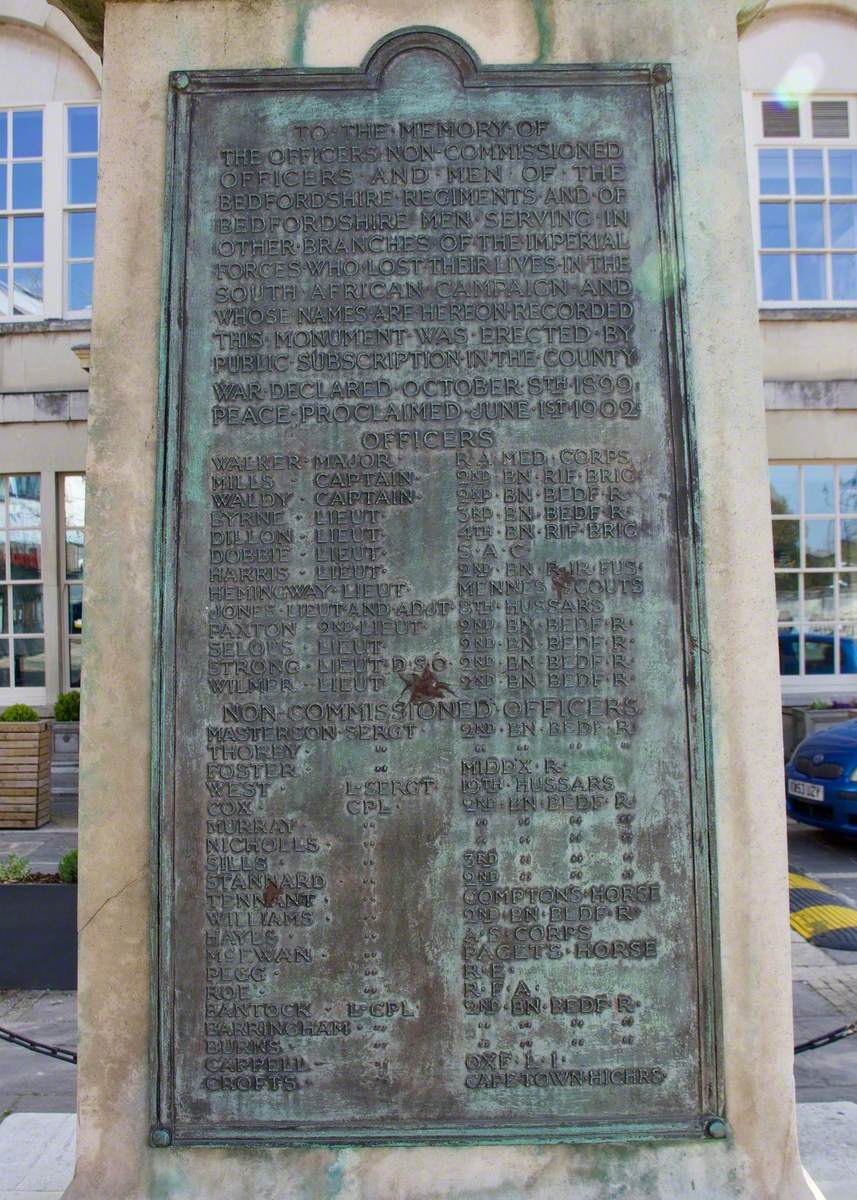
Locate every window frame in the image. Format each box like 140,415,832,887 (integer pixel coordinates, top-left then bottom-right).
64,104,99,319
60,473,84,691
748,93,857,310
0,473,47,707
0,100,98,325
0,107,46,320
771,460,857,695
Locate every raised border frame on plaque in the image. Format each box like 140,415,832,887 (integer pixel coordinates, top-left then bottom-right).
150,27,722,1149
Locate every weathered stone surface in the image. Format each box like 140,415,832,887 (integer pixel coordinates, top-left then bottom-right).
46,0,104,54
736,0,769,30
47,0,777,55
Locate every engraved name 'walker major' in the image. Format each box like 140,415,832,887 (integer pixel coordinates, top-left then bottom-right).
151,29,721,1147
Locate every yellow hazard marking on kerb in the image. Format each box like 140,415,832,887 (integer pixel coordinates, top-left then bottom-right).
791,904,857,940
788,872,829,893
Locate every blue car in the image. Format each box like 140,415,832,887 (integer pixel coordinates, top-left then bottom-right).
786,719,857,835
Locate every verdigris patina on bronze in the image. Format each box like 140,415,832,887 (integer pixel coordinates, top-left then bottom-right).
151,28,721,1147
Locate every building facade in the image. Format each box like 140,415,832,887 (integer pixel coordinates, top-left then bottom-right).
741,0,857,699
0,1,99,710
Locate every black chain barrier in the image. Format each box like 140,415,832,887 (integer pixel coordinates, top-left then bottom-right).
794,1019,857,1056
1,1019,854,1065
0,1024,77,1064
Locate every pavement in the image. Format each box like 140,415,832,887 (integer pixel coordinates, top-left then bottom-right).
797,1102,857,1200
789,819,857,1105
0,993,76,1118
1,815,857,1196
0,1113,75,1200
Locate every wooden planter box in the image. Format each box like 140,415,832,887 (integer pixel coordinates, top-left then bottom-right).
0,719,53,829
0,882,77,989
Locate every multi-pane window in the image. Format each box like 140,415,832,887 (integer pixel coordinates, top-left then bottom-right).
0,101,98,323
0,109,44,317
65,106,98,314
754,97,857,305
0,476,44,689
62,474,85,688
771,463,857,677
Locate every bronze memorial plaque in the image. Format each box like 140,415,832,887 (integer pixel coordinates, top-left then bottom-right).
152,30,722,1147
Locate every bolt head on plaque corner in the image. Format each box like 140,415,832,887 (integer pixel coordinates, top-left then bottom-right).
172,72,190,91
705,1117,729,1140
652,63,672,85
150,1126,173,1148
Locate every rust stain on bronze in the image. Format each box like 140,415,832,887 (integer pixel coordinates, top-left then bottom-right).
398,666,456,703
547,561,573,597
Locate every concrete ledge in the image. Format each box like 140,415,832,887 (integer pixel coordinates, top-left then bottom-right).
0,320,90,338
0,392,88,424
765,380,857,410
760,309,857,322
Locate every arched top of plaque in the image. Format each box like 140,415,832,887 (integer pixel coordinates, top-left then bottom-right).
361,27,480,90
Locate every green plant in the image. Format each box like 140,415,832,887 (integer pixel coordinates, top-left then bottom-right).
0,854,31,882
58,849,78,885
0,704,40,722
808,698,834,710
54,691,80,722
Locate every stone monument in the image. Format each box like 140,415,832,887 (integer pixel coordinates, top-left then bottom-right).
58,1,814,1196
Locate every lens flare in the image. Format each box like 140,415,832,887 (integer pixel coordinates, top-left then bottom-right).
774,54,825,104
638,249,678,305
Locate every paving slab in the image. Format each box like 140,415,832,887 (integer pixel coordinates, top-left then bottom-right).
793,970,857,1104
0,993,76,1116
0,1112,74,1195
797,1101,857,1200
788,819,857,1112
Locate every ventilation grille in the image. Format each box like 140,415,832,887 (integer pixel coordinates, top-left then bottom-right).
795,757,844,780
763,100,800,138
812,101,850,139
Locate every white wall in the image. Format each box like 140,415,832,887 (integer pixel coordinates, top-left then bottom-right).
0,0,100,85
0,20,99,104
742,7,857,94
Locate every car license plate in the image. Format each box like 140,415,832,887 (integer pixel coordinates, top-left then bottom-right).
789,778,825,803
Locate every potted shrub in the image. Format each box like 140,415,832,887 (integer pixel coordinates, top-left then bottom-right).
0,704,52,829
0,850,77,989
52,690,81,799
